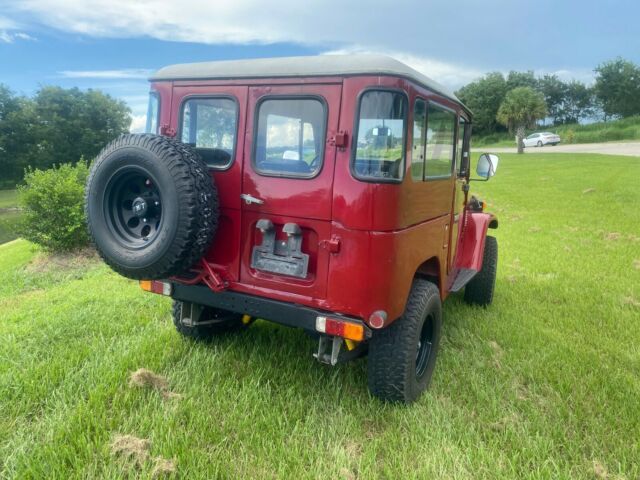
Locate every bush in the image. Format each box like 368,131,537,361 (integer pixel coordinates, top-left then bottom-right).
17,162,90,251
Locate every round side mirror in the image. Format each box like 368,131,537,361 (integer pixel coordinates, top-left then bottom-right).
477,153,499,179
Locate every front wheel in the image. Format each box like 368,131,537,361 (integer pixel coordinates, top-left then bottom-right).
464,236,498,306
367,279,442,403
537,140,543,147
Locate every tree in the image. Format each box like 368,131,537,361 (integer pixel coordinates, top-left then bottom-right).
506,70,538,91
0,85,131,186
497,87,547,154
455,72,508,135
594,57,640,119
561,81,595,124
538,74,567,125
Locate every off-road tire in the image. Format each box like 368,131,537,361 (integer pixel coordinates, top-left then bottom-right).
367,279,442,403
85,134,218,279
172,301,245,340
464,236,498,306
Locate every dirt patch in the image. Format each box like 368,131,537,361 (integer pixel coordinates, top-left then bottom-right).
592,460,608,479
528,226,541,233
633,259,640,270
129,368,182,400
489,340,503,369
622,296,640,308
582,188,596,194
110,434,150,467
604,232,621,241
151,457,177,478
25,247,98,274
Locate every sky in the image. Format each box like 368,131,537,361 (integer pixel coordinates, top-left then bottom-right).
1,0,638,131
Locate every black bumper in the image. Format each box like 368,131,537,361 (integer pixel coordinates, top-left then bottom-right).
171,283,370,336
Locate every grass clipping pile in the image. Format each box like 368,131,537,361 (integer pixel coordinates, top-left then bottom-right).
110,434,176,478
129,368,182,399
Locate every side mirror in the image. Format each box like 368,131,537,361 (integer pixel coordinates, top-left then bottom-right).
476,153,499,179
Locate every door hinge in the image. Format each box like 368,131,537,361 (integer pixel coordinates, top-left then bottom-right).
329,131,348,149
320,236,341,253
160,124,176,137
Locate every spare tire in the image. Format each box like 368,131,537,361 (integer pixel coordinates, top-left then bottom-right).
85,134,218,280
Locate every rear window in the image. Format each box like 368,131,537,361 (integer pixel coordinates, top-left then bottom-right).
181,97,238,169
254,97,326,178
425,103,456,179
353,90,407,181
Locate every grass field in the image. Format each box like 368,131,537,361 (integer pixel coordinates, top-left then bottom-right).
1,152,639,478
0,190,20,245
473,115,640,147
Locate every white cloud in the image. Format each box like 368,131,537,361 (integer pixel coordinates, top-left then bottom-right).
0,15,36,43
58,69,154,79
129,114,146,133
323,47,485,91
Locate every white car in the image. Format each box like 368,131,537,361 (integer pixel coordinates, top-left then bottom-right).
522,132,561,148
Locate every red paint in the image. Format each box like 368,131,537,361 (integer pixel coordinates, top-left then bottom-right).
150,70,497,328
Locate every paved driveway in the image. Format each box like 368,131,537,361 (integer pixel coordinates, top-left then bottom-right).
473,142,640,157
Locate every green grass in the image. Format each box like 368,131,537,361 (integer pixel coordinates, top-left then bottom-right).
473,115,640,147
0,190,20,245
1,153,639,478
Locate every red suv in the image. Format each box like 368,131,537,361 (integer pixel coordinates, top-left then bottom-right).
85,55,499,403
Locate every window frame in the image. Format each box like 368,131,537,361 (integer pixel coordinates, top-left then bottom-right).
251,94,328,180
456,115,470,177
351,87,409,184
145,91,160,135
423,100,458,181
411,97,427,182
177,94,240,171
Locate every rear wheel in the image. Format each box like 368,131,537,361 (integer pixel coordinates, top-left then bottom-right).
367,279,442,403
464,236,498,306
172,301,245,340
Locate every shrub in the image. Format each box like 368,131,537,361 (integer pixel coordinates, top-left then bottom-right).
17,162,90,251
565,129,576,144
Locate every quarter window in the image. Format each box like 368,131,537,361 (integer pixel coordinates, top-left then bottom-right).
181,97,238,169
425,103,456,179
354,90,407,181
254,98,325,177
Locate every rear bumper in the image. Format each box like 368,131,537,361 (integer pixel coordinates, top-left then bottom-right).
171,282,371,337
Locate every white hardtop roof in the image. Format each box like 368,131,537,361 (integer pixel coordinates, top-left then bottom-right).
150,54,465,107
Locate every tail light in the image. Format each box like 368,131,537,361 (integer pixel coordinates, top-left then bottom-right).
139,280,172,296
316,316,365,341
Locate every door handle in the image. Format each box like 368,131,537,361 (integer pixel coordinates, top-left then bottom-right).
240,193,264,205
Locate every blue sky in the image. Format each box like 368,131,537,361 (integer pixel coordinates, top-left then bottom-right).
1,0,638,131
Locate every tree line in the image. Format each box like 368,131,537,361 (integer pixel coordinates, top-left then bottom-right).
0,85,131,187
455,57,640,136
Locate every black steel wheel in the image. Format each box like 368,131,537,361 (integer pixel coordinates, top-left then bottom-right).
105,168,163,246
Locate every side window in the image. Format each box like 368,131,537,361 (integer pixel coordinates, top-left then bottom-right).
425,103,456,179
254,98,326,178
411,99,426,181
181,97,238,169
456,117,467,176
353,90,407,181
145,92,159,134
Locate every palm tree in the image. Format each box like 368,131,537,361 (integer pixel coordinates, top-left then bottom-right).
497,87,548,154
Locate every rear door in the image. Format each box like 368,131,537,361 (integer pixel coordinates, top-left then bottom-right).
239,84,342,299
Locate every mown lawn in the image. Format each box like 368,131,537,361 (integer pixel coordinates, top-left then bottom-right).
1,153,639,479
0,190,20,245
